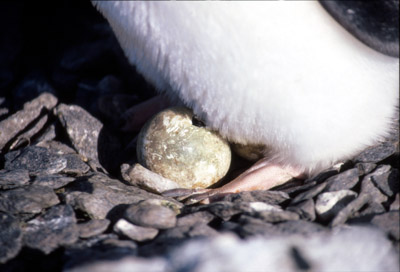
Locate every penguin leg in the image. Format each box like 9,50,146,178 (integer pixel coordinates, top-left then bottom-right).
121,95,171,131
163,158,305,204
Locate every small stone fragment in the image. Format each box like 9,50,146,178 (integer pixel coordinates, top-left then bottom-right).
32,174,76,189
361,171,388,204
220,190,290,205
122,163,180,194
353,142,397,163
355,162,377,176
390,193,400,211
291,182,327,205
78,219,110,239
256,210,300,223
0,212,22,264
137,107,231,189
0,185,59,214
287,199,316,221
0,169,30,190
114,218,159,242
176,211,215,227
23,205,79,254
315,190,357,222
124,200,177,229
370,166,399,197
330,194,370,227
324,168,359,192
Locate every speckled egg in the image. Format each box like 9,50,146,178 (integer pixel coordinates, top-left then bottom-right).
137,107,231,189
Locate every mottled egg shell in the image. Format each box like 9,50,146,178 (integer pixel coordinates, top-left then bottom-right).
137,107,231,189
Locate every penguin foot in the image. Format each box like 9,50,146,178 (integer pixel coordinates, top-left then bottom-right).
163,158,305,204
121,95,171,131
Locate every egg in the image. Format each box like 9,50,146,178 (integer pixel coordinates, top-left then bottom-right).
137,107,231,189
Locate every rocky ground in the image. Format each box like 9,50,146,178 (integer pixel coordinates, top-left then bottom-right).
0,2,399,272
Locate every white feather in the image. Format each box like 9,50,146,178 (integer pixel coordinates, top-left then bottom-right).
93,1,399,175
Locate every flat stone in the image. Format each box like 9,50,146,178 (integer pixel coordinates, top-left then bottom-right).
315,190,358,222
275,180,317,195
176,211,215,227
63,173,166,219
219,190,290,205
287,199,316,221
5,146,67,176
353,141,397,163
361,172,388,204
330,194,370,227
290,182,327,205
32,174,76,189
0,212,22,264
0,185,59,214
113,218,158,242
61,154,91,175
32,123,57,144
324,168,359,192
78,219,110,239
0,92,57,152
23,205,79,254
0,169,30,190
370,211,400,240
370,166,399,197
256,210,300,223
124,200,177,229
36,140,77,155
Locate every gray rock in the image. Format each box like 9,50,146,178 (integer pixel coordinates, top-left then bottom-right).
0,92,57,152
256,210,300,223
371,211,400,240
315,190,358,222
236,215,280,237
274,220,327,236
361,170,389,204
23,205,79,254
124,200,177,229
324,168,359,192
287,199,316,221
355,162,377,176
204,201,240,221
0,169,30,189
370,166,399,197
353,141,397,163
5,146,67,176
0,212,22,264
36,140,77,155
62,154,91,175
32,122,57,144
0,185,59,214
156,224,218,243
176,211,215,227
291,182,327,205
78,219,110,239
32,174,76,189
330,194,370,227
390,193,399,211
276,180,317,195
114,218,158,242
63,173,166,219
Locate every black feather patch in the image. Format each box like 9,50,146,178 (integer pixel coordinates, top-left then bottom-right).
319,0,399,57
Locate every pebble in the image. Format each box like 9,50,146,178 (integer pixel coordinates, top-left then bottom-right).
315,190,358,222
0,169,30,190
287,199,316,221
323,168,359,192
114,218,159,242
124,200,177,229
0,212,22,263
137,107,231,189
78,219,110,239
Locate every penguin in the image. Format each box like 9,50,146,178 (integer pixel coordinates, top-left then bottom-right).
92,1,399,201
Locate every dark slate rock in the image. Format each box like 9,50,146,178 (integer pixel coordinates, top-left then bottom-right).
219,190,290,205
236,215,283,238
36,140,77,155
204,201,240,221
330,194,370,227
113,218,159,242
275,180,317,195
357,202,386,217
23,205,79,254
370,211,400,240
290,182,327,205
0,212,22,264
0,169,30,189
62,154,91,175
5,146,67,176
124,200,177,229
371,167,399,197
0,185,59,214
353,141,397,163
0,92,58,152
255,210,300,223
361,170,389,204
355,162,377,176
78,219,110,239
324,168,359,192
287,199,316,221
176,211,215,227
32,122,57,145
315,190,357,222
32,174,76,189
307,167,340,183
63,173,168,219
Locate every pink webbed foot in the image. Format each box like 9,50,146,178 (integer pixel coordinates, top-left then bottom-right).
121,95,172,132
163,158,306,204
